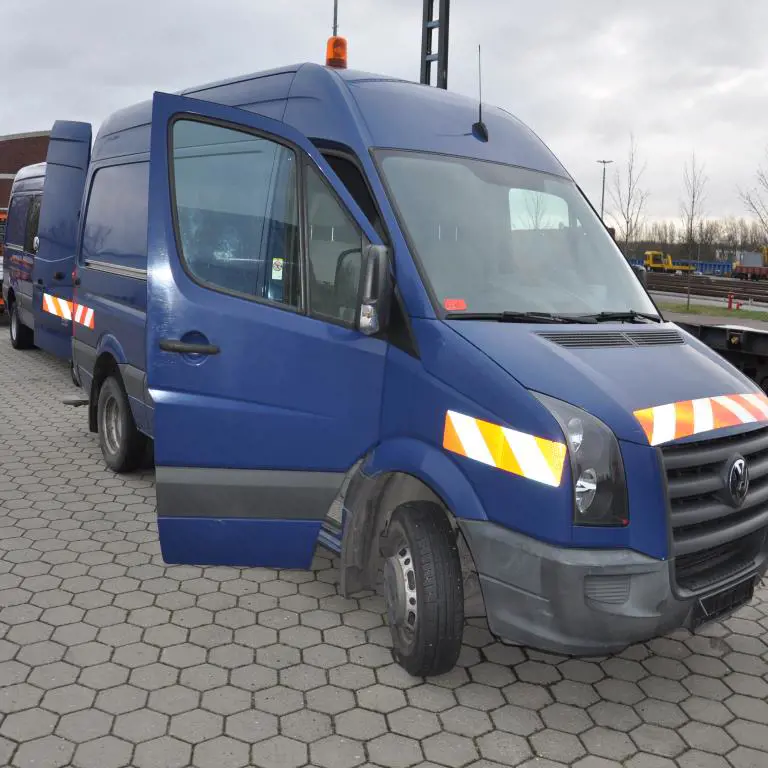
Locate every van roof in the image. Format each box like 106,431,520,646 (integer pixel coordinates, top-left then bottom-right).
13,162,46,183
92,63,568,179
10,162,46,195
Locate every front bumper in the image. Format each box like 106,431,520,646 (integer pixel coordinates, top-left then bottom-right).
459,520,768,655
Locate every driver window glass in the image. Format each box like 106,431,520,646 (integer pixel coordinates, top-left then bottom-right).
305,165,363,326
509,189,569,230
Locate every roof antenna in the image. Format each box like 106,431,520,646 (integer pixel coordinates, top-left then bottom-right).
472,44,489,142
326,0,348,68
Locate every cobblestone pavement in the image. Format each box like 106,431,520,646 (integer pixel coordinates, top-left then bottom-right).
1,326,768,768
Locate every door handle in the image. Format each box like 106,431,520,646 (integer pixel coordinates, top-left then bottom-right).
159,339,220,355
74,278,81,286
53,272,65,281
36,279,43,285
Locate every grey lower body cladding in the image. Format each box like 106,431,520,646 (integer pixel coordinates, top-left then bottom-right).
155,466,345,521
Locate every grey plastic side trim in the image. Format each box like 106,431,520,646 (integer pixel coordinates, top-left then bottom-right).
156,467,345,520
73,338,97,376
118,363,146,404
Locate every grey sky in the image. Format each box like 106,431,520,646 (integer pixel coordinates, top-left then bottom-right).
2,0,766,224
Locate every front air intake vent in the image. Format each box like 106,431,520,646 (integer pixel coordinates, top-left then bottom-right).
538,329,684,349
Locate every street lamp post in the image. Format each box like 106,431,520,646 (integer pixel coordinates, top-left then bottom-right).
597,159,613,220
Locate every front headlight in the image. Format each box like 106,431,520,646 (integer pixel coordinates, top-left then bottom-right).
534,393,629,527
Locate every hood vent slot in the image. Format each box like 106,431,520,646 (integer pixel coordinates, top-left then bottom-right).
538,329,684,349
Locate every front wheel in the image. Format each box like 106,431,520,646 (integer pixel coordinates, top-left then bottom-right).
382,502,464,677
9,301,34,350
97,375,147,473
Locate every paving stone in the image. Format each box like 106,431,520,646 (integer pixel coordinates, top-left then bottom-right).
170,708,223,744
476,731,532,766
200,685,251,715
386,706,441,739
12,735,75,768
113,708,168,742
455,682,504,711
281,708,333,742
56,709,113,742
370,733,425,768
530,729,586,763
41,683,95,714
0,682,43,713
1,707,58,741
194,735,250,768
311,735,366,768
306,684,356,715
252,735,308,768
72,735,133,768
631,724,686,758
253,685,304,715
129,662,178,691
148,684,199,715
581,727,637,761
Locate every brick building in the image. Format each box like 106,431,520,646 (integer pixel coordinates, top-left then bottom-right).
0,131,50,207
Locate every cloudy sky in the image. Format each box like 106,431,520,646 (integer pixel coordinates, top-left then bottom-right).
2,0,767,224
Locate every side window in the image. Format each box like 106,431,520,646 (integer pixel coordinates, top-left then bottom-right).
305,165,364,326
171,119,300,309
24,195,42,253
5,195,31,247
82,163,149,271
509,189,570,231
322,154,384,240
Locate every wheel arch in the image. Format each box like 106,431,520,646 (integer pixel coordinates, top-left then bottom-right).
88,351,121,433
339,437,486,606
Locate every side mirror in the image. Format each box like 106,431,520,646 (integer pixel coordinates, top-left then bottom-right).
631,264,647,286
358,244,392,336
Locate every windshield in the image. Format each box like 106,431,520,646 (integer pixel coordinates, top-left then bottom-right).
376,150,658,318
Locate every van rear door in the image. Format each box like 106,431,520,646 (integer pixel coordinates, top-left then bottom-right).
147,92,388,569
33,121,92,360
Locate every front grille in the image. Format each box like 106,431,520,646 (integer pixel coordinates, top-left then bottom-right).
661,425,768,591
538,329,683,349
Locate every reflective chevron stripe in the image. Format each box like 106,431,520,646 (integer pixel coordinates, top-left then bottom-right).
634,392,768,446
42,294,95,330
443,410,567,487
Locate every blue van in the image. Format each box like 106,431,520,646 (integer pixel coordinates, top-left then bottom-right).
43,62,768,675
3,163,45,349
2,124,92,360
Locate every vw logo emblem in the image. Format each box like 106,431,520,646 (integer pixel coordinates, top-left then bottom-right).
728,456,750,507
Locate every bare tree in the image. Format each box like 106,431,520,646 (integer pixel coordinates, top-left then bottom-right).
680,152,708,257
525,192,548,229
739,150,768,240
609,134,649,254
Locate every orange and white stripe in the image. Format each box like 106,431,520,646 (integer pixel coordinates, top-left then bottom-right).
443,410,567,487
42,293,95,330
72,303,95,330
634,392,768,446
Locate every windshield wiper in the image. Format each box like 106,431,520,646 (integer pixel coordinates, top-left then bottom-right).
445,311,592,324
575,310,663,324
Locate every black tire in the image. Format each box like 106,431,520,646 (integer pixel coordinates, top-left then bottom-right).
381,502,464,677
96,375,147,473
9,300,34,350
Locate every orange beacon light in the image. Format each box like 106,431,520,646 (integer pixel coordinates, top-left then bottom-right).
326,36,348,68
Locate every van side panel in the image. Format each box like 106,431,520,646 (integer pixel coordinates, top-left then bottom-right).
73,158,151,435
33,121,92,360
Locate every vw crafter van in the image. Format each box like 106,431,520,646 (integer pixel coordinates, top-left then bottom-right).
32,59,768,677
